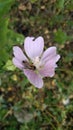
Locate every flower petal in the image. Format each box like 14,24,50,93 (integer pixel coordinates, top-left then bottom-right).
12,58,24,69
55,54,60,62
39,60,56,77
13,46,28,62
23,69,43,88
41,47,60,63
24,36,44,59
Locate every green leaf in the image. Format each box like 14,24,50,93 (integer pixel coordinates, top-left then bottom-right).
0,0,15,66
30,0,38,3
0,0,24,68
0,0,15,18
65,52,73,62
4,60,16,71
54,28,68,44
0,108,8,121
56,0,65,10
7,30,24,45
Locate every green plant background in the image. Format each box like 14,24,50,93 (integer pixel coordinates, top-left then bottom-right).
0,0,73,130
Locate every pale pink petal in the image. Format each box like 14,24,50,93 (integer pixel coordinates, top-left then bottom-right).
12,58,24,69
23,69,43,88
55,54,60,62
13,46,28,62
41,47,60,63
24,36,44,59
39,60,56,78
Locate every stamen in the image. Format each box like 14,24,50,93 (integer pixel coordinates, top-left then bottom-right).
32,57,42,69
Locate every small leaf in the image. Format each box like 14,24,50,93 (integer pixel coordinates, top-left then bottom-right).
30,0,38,4
56,0,65,10
54,28,68,44
4,60,16,71
7,30,24,45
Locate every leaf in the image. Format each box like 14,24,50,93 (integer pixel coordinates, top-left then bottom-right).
56,0,65,10
0,108,8,121
0,0,15,18
0,0,15,66
0,0,24,68
7,30,24,45
4,60,16,71
54,28,68,44
30,0,38,4
65,52,73,62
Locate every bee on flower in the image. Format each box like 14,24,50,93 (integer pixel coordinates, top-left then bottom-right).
12,36,60,88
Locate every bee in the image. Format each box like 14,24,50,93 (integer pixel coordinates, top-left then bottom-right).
22,61,36,70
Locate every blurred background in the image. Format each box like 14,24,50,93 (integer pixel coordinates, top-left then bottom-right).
0,0,73,130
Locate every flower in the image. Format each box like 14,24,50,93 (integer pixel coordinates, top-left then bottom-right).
12,36,60,88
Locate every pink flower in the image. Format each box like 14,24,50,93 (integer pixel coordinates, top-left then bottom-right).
12,36,60,88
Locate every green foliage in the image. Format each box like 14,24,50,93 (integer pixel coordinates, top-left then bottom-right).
0,0,14,17
7,30,24,45
56,0,65,10
0,0,73,130
0,0,24,67
4,60,16,71
0,18,9,62
65,0,73,10
54,28,68,44
0,0,14,65
30,0,38,4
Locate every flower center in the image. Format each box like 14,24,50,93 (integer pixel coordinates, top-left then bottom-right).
32,57,42,69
